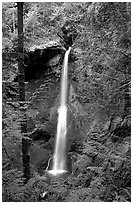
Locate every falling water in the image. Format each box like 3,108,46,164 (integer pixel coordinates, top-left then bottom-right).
47,47,71,176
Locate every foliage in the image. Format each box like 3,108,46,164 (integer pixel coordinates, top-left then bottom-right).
2,2,130,202
2,169,49,202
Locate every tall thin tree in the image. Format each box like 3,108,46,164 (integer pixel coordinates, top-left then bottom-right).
12,8,15,34
17,2,30,183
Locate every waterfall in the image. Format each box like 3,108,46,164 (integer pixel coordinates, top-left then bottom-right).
47,47,71,176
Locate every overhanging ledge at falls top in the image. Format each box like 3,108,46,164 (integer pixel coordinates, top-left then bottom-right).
14,39,66,82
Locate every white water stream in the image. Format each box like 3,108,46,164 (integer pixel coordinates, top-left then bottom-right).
48,47,71,176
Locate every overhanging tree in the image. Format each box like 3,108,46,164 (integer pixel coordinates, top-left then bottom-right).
17,2,30,183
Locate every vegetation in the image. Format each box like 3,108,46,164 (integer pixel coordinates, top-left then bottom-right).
2,2,131,202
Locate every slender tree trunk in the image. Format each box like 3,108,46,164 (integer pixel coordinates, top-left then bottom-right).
123,84,130,118
17,2,30,183
12,10,15,35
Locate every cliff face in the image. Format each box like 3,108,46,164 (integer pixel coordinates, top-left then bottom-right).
24,50,80,174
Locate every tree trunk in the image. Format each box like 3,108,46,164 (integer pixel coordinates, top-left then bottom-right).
123,84,131,118
17,2,30,183
12,10,15,35
120,79,131,119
